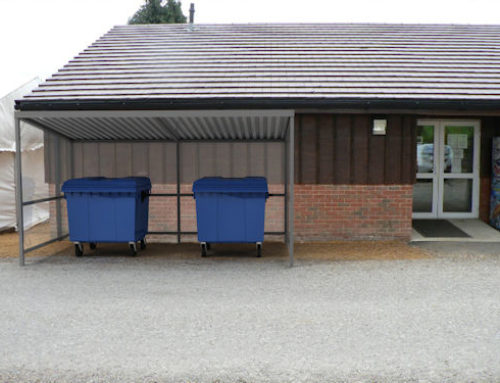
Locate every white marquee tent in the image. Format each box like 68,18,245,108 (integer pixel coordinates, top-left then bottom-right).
0,78,48,231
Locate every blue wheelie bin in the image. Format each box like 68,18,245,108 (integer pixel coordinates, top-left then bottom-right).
193,177,269,257
62,177,151,257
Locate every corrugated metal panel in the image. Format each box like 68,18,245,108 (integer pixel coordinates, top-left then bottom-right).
29,114,289,141
18,23,500,102
43,131,73,184
45,140,284,184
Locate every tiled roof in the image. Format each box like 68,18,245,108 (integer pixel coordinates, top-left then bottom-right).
18,23,500,107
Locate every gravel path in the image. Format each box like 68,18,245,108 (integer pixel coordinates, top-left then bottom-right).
0,251,499,382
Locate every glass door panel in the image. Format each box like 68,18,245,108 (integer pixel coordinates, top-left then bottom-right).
416,125,435,173
444,126,474,174
439,122,478,217
413,179,434,213
414,123,438,218
442,179,473,213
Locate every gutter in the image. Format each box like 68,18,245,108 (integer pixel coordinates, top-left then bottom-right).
14,97,500,112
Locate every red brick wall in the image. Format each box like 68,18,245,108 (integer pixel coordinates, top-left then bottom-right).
147,183,285,243
294,184,413,241
52,183,413,243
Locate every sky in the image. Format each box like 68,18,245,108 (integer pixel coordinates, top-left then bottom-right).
1,0,500,97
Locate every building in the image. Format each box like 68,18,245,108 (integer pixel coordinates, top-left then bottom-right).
14,23,500,263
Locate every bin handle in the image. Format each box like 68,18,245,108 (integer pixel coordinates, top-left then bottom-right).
141,190,150,202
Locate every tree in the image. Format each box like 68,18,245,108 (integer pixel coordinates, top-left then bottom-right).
129,0,187,24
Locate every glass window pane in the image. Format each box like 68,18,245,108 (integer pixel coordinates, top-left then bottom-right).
443,179,473,213
416,125,435,174
413,179,434,212
444,126,474,174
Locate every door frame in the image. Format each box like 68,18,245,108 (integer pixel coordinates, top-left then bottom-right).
413,119,480,219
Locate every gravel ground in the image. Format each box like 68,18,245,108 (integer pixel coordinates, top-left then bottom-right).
0,246,499,383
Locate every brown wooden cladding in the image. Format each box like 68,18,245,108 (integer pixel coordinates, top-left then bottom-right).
479,117,499,178
295,113,416,185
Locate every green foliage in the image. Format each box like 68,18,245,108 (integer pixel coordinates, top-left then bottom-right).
129,0,187,24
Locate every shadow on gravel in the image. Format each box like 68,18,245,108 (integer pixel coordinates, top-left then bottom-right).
18,240,433,267
413,241,500,259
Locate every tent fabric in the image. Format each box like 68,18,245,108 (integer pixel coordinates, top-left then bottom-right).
0,149,48,230
0,152,15,229
20,148,50,230
0,78,42,151
0,78,48,230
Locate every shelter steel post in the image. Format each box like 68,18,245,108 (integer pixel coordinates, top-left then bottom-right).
287,115,294,267
176,142,181,243
54,135,62,237
284,130,288,245
14,116,25,266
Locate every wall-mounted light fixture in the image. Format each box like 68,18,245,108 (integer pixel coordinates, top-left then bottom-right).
372,119,387,135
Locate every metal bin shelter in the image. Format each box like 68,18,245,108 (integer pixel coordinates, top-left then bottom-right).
13,109,295,266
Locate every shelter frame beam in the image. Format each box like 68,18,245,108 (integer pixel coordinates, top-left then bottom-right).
16,109,294,120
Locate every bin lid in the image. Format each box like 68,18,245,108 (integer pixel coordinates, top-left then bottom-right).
193,177,268,194
62,177,151,193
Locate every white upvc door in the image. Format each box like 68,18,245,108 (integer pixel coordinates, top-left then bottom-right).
413,119,480,219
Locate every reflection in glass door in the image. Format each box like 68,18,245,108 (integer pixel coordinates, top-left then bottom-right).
413,120,480,218
414,123,438,216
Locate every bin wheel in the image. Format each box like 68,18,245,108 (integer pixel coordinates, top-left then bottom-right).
140,239,146,250
89,242,97,250
206,242,211,251
75,243,83,257
201,243,208,257
129,243,137,257
256,243,262,258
